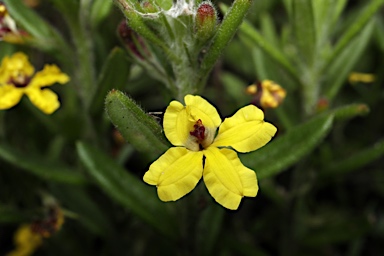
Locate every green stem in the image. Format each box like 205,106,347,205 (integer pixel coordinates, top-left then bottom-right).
198,0,253,90
79,0,97,108
326,0,384,67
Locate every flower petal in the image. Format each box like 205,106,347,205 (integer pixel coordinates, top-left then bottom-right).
184,95,221,128
212,105,277,153
28,64,69,88
0,85,24,110
163,95,222,149
163,100,193,146
25,88,60,114
143,147,203,202
0,52,34,83
203,147,258,210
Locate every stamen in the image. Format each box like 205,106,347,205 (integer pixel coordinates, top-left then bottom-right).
190,119,205,143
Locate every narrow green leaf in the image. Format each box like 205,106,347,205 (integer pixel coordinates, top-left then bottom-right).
282,0,293,17
332,103,370,121
50,185,114,236
237,18,298,82
374,16,384,52
91,0,113,27
0,144,87,185
324,20,374,100
105,90,169,156
326,0,384,66
321,139,384,177
200,0,253,77
292,0,317,65
196,204,225,256
76,142,177,239
260,13,279,48
90,48,131,113
220,72,249,106
113,1,177,62
241,113,334,179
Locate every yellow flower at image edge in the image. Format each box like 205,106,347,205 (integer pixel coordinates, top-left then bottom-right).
0,52,69,114
7,224,43,256
144,95,277,210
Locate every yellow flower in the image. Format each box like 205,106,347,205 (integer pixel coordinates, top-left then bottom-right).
348,72,375,84
246,80,286,109
143,95,277,210
0,52,69,114
7,224,43,256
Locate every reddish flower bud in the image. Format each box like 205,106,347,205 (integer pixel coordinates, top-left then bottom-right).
117,20,149,60
195,1,217,41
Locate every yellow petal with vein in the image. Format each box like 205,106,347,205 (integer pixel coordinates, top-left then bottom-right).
163,100,192,146
143,147,203,202
203,147,258,210
184,95,221,128
28,64,69,88
212,105,277,153
25,88,60,114
0,85,24,110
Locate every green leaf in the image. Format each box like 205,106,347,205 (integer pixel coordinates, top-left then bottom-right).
241,113,334,179
326,0,384,66
0,144,87,185
76,142,177,239
50,185,114,236
220,72,249,106
200,0,253,78
324,20,374,100
321,139,384,177
90,48,131,113
105,90,169,157
196,204,225,256
260,13,279,48
237,17,298,83
374,16,384,52
91,0,113,27
332,103,370,121
292,0,317,65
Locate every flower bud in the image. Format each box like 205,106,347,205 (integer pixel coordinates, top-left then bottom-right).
246,80,286,109
195,1,217,41
117,20,149,60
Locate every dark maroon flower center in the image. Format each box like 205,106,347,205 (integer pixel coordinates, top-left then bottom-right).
190,119,205,143
9,75,31,88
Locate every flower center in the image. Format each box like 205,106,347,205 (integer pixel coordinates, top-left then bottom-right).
9,73,31,88
189,119,207,150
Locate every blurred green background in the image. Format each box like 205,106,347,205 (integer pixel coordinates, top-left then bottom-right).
1,0,384,255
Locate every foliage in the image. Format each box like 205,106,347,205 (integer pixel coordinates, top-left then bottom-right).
1,0,384,255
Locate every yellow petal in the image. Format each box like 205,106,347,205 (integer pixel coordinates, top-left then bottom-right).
212,105,277,153
184,95,221,128
203,147,258,210
163,100,193,146
143,147,203,202
25,88,60,114
28,64,69,88
0,85,24,110
0,52,34,83
163,95,221,150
